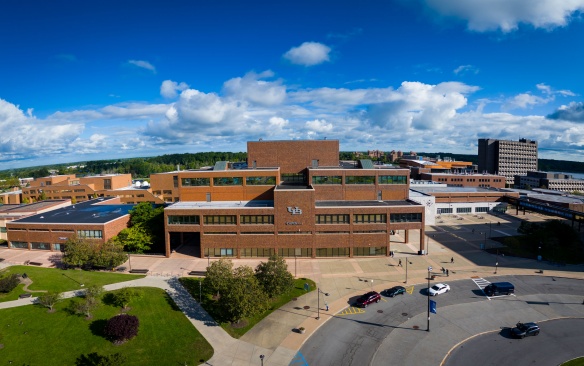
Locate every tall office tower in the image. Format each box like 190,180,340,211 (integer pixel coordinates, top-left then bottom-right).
478,138,538,186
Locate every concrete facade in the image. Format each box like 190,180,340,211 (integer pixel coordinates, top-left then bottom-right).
478,138,538,186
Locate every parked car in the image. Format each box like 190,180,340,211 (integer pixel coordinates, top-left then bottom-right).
428,283,450,296
355,291,381,307
384,286,406,297
511,322,540,339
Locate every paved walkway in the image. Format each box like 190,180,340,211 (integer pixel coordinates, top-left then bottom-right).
1,211,584,366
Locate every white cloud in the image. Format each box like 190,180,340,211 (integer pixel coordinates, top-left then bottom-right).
0,99,84,161
160,80,189,99
454,65,479,75
269,116,289,128
283,42,331,66
222,71,286,106
502,93,549,110
128,60,156,73
305,119,333,133
423,0,584,32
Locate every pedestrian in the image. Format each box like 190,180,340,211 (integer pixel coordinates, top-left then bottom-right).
398,259,402,267
325,302,329,311
472,228,475,233
442,267,445,275
446,269,449,276
451,257,454,263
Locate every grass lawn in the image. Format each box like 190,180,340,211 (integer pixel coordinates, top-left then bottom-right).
0,287,213,365
562,357,584,366
180,277,316,338
0,265,144,302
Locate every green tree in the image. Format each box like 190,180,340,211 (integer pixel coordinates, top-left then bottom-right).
255,254,294,298
94,240,127,268
84,284,104,300
74,296,99,319
61,235,97,268
203,258,234,296
116,226,153,253
112,287,142,310
219,266,269,322
37,291,63,312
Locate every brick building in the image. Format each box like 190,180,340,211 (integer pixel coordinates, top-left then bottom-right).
159,139,426,258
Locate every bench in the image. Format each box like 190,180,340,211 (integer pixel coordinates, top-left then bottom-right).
19,293,32,299
188,271,207,276
28,262,43,266
129,269,149,274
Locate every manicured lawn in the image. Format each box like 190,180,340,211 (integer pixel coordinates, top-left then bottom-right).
180,277,316,338
0,287,213,365
0,265,144,302
562,357,584,366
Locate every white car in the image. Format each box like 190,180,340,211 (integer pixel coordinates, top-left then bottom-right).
429,283,450,296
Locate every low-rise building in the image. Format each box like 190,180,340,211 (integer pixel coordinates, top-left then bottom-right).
515,171,584,192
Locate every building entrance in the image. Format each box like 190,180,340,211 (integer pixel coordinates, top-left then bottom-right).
169,232,201,257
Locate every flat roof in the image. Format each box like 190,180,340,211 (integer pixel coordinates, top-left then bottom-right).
167,200,274,209
1,200,69,213
411,187,498,194
11,198,134,224
316,200,420,207
276,184,313,190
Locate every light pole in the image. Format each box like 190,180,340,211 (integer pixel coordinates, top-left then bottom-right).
427,266,432,332
405,257,409,283
316,287,329,320
295,254,297,278
260,354,264,366
495,261,499,274
199,280,202,303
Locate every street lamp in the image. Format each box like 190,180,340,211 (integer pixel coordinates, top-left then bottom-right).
427,266,432,332
495,261,499,274
199,280,202,303
260,354,265,366
405,257,409,283
316,287,329,320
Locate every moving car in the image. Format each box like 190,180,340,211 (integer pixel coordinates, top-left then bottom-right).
428,283,450,296
484,282,515,296
384,286,406,297
355,291,381,307
511,322,540,339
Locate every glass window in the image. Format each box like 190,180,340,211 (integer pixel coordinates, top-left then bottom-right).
345,176,375,184
53,243,62,251
438,208,453,214
204,215,236,225
389,213,422,223
456,207,472,213
181,178,210,186
354,214,387,223
353,247,387,256
77,230,103,239
104,179,111,190
0,227,6,233
246,176,276,185
277,248,312,257
312,176,342,185
240,248,275,257
240,215,274,224
173,175,178,188
31,242,50,250
315,248,350,257
378,175,407,184
10,241,28,249
281,173,305,184
213,177,243,186
475,207,489,213
168,215,200,225
315,214,350,224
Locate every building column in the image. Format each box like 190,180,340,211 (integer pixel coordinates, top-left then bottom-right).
165,231,171,258
419,227,425,255
404,229,409,243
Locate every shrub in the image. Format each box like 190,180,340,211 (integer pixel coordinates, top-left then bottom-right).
0,274,20,293
75,352,126,366
112,287,142,310
103,314,139,344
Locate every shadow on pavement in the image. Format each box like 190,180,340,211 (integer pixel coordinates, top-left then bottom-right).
166,277,220,327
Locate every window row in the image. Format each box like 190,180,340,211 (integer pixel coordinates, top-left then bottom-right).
311,175,407,185
77,230,103,239
169,213,423,225
389,213,422,223
181,176,277,187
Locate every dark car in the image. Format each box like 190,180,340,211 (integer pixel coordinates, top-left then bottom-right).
355,291,381,307
511,322,540,339
384,286,406,297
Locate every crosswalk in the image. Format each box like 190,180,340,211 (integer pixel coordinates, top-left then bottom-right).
471,276,515,300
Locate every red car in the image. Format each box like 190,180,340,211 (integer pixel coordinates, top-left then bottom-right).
355,291,381,307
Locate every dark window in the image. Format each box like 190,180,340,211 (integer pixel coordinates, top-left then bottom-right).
204,215,237,225
245,176,276,185
104,179,111,190
390,213,422,223
240,215,274,224
168,215,200,225
213,177,243,186
378,175,407,184
182,178,210,186
312,176,342,184
354,214,387,223
315,214,350,224
345,176,375,184
173,175,178,188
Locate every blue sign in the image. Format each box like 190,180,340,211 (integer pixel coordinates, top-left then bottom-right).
430,300,437,314
304,283,310,292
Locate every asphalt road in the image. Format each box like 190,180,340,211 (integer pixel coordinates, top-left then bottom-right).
444,318,584,366
298,275,584,366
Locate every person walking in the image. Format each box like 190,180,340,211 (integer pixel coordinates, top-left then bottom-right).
325,302,329,311
398,259,402,267
446,269,449,276
442,267,445,275
451,257,454,264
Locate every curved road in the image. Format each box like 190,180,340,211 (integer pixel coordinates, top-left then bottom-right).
444,318,584,366
298,275,584,366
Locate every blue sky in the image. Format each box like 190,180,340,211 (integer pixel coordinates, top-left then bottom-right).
2,0,584,169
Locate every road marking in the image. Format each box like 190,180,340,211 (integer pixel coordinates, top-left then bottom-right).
405,285,415,294
337,306,366,316
471,277,516,300
289,351,309,366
